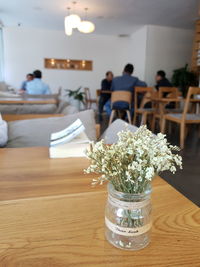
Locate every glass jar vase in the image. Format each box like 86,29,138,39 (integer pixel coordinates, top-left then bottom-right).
105,183,152,250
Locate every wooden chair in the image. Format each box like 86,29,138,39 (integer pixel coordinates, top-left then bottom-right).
109,91,132,125
96,89,101,108
133,87,155,127
152,87,180,131
84,87,97,109
161,87,200,149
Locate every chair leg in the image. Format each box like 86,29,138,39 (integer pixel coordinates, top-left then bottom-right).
126,111,132,124
109,110,115,125
185,125,189,139
180,123,185,149
161,117,166,134
151,114,156,132
141,113,147,126
168,121,172,135
118,110,122,119
133,112,137,125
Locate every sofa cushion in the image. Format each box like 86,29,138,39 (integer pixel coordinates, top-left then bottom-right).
101,119,138,144
0,82,7,92
62,105,78,115
7,109,96,148
0,114,8,147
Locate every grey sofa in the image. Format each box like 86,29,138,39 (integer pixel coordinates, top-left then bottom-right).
6,110,96,148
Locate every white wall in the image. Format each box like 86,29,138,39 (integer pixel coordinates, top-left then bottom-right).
145,25,194,86
3,25,194,94
3,26,132,96
130,26,148,80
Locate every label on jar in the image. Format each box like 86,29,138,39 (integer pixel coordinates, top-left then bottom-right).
105,217,152,237
108,194,150,210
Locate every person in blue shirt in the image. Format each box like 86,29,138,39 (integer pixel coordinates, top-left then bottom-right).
26,70,51,95
20,73,34,91
105,64,147,115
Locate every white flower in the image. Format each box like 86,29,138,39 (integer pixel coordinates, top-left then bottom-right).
84,125,183,193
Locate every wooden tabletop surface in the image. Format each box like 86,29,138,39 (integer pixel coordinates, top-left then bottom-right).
0,147,199,266
0,96,57,104
151,97,181,102
2,114,64,122
151,97,200,103
100,90,112,94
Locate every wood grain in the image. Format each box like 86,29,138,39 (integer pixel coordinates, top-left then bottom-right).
0,147,199,266
0,97,57,104
0,183,199,266
2,114,64,122
0,147,103,201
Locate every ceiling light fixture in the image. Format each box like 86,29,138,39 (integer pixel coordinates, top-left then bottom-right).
64,5,95,36
78,20,95,33
64,7,73,36
78,8,95,34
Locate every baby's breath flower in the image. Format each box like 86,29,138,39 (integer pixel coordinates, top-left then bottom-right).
84,125,183,194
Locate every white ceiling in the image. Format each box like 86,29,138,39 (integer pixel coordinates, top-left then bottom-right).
0,0,198,35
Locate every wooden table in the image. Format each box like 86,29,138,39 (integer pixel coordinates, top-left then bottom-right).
2,114,64,122
101,90,112,94
0,147,199,266
0,96,57,105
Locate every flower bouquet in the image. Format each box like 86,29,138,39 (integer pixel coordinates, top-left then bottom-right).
85,126,182,250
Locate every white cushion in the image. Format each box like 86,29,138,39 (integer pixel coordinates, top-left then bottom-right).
62,105,78,115
7,109,96,148
101,119,138,144
168,113,200,120
0,82,8,92
0,114,8,147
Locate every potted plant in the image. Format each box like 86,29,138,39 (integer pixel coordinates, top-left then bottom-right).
64,87,85,110
85,126,182,250
171,64,198,97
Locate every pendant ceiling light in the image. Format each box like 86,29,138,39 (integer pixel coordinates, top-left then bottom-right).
64,4,95,36
66,14,81,28
78,21,95,33
65,25,73,36
64,11,73,36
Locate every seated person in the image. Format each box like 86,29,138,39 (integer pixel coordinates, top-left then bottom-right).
105,64,147,115
155,70,172,90
19,73,34,93
26,70,51,95
98,71,113,121
155,70,176,108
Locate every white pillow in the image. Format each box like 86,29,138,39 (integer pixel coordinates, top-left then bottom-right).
0,114,8,147
101,119,138,144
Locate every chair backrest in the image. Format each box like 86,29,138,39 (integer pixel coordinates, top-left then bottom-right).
182,87,200,120
111,91,132,106
158,87,179,108
134,87,154,110
158,87,179,98
96,89,101,97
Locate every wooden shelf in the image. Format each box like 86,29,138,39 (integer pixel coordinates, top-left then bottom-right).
44,58,93,71
191,20,200,72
